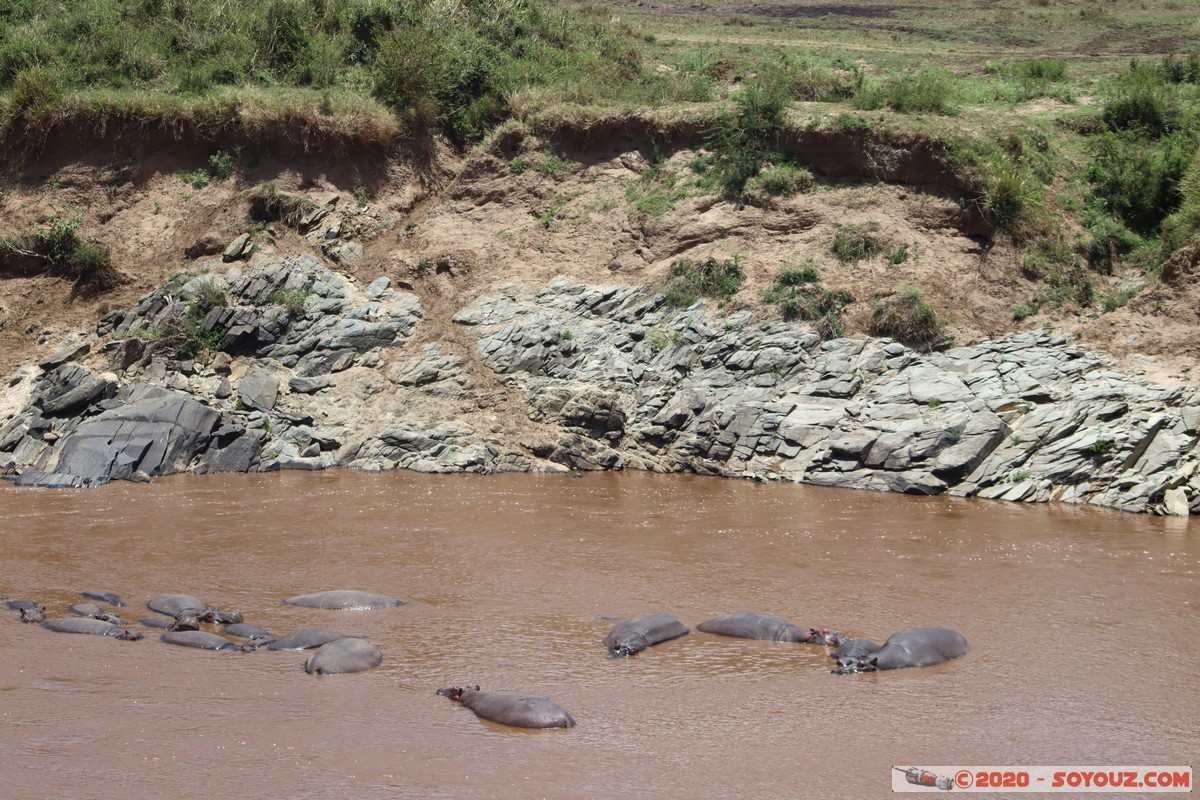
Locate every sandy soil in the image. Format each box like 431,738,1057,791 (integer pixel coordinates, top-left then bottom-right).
1,120,1196,384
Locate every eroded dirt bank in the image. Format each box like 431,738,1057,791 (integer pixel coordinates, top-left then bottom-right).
0,116,1196,513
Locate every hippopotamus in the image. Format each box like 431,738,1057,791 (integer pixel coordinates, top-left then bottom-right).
264,629,359,651
832,627,969,674
41,618,143,640
147,594,206,617
5,599,40,611
696,612,841,645
304,638,383,675
160,631,248,652
139,617,174,630
602,613,689,658
222,623,273,641
81,591,125,607
69,603,125,625
19,606,47,623
437,686,576,729
283,590,406,610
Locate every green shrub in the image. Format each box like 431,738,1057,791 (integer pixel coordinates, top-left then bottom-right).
705,76,789,193
868,285,946,348
267,287,311,314
1016,58,1067,82
1012,302,1037,321
187,279,227,319
776,264,820,286
831,222,887,263
0,211,120,297
746,163,813,197
855,68,958,115
760,265,851,339
830,112,872,132
208,150,235,180
664,254,746,307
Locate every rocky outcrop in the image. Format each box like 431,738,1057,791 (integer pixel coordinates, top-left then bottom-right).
1,256,1195,515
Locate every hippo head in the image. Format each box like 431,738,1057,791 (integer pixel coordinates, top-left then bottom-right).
115,629,144,641
805,628,842,647
198,608,244,625
831,655,879,675
437,686,481,703
19,606,47,624
170,613,200,632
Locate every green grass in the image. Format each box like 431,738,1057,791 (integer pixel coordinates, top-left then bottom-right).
868,285,947,349
664,254,745,307
760,265,852,340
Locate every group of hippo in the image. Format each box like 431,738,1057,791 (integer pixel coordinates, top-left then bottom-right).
5,591,968,730
3,589,399,675
437,612,969,730
603,611,970,675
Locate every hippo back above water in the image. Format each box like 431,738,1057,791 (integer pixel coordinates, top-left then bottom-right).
697,612,840,645
602,613,689,658
438,686,575,729
832,627,969,674
283,590,406,610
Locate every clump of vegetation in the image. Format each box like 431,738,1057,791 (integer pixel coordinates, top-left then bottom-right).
744,162,813,199
868,285,947,349
705,76,789,193
266,287,312,314
760,264,853,340
0,210,121,298
855,68,958,114
831,222,888,263
664,254,745,307
1083,57,1200,269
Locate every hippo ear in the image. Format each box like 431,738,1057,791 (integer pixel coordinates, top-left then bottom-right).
473,685,480,691
870,657,878,667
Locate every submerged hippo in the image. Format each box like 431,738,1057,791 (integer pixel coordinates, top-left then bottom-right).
223,623,273,641
160,631,247,652
147,594,206,617
81,591,125,607
437,686,576,729
19,606,47,624
304,638,382,675
602,613,689,658
265,629,358,651
5,599,40,611
832,627,969,674
283,590,406,610
41,618,143,640
696,612,841,645
69,603,125,625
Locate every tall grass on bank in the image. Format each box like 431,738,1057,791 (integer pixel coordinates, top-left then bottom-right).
1085,57,1200,268
0,0,671,142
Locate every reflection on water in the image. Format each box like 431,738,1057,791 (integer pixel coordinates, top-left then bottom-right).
0,470,1196,799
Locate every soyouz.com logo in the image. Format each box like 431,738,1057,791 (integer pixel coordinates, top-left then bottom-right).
892,766,1192,793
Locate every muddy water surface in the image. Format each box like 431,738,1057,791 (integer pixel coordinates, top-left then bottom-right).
1,471,1196,799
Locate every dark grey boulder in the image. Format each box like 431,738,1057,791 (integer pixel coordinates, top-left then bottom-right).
50,386,219,480
238,369,278,412
199,433,262,474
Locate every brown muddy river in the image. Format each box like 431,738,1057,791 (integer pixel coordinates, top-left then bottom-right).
0,471,1196,799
